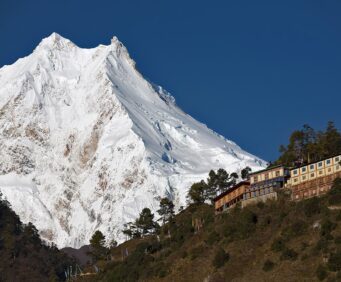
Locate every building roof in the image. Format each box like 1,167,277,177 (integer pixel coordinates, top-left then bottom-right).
248,165,286,176
213,181,250,202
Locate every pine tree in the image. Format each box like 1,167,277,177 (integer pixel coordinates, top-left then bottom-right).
241,167,252,180
157,198,175,224
136,208,158,236
207,168,238,197
89,230,108,261
276,122,341,166
323,121,341,157
187,181,207,204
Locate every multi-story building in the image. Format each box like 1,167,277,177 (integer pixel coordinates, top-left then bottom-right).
214,181,250,213
242,165,290,207
287,155,341,200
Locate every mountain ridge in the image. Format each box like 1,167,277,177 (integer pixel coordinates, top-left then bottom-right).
0,33,266,248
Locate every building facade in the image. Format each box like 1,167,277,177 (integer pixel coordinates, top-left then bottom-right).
287,155,341,201
214,181,250,213
242,165,290,207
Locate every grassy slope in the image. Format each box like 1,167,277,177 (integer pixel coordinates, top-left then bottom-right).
93,180,341,282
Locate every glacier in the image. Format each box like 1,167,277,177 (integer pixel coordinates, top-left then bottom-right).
0,33,266,248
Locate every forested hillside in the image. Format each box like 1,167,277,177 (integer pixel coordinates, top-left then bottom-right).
0,193,73,281
84,178,341,282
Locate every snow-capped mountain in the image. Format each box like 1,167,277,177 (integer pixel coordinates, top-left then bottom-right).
0,33,266,248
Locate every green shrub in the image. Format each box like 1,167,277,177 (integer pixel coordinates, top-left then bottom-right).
301,254,309,260
320,220,337,238
212,247,229,268
337,271,341,280
263,215,272,226
223,209,258,240
281,219,307,240
257,201,265,209
335,236,341,244
160,248,172,258
301,242,309,251
152,261,168,278
328,251,341,271
280,248,298,261
316,264,328,281
315,238,329,253
206,231,220,245
328,178,341,205
336,211,341,221
271,238,286,253
180,250,188,258
190,245,205,260
262,259,275,272
303,197,321,217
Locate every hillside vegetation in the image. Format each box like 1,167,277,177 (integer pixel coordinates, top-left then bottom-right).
0,193,73,281
90,179,341,282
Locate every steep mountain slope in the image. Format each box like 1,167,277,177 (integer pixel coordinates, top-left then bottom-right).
0,33,265,248
99,179,341,282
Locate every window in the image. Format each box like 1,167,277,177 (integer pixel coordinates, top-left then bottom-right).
253,176,258,182
293,170,298,175
319,170,323,175
335,157,339,162
328,168,332,172
326,159,331,165
275,171,280,177
311,173,315,177
302,176,306,180
310,164,315,170
318,162,323,167
302,167,307,173
294,178,298,182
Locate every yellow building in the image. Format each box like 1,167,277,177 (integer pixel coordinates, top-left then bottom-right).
249,165,289,186
242,165,289,207
287,155,341,200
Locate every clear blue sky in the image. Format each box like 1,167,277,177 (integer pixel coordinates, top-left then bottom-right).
1,0,340,161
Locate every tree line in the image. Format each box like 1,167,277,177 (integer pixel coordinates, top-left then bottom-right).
88,167,251,261
275,121,341,167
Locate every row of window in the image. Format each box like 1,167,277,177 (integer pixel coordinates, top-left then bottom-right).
253,170,281,182
292,167,339,183
292,157,340,176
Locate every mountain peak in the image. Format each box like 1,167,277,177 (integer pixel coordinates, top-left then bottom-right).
0,33,266,248
36,32,76,51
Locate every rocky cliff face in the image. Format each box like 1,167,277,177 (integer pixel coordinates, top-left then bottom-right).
0,33,265,247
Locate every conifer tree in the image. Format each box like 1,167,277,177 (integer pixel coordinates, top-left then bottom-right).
89,230,108,261
136,208,159,236
241,166,252,180
187,180,207,204
157,198,175,224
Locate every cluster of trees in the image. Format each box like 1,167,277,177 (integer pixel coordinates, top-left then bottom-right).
122,208,160,239
90,197,176,261
0,193,73,281
276,122,341,167
187,167,251,204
